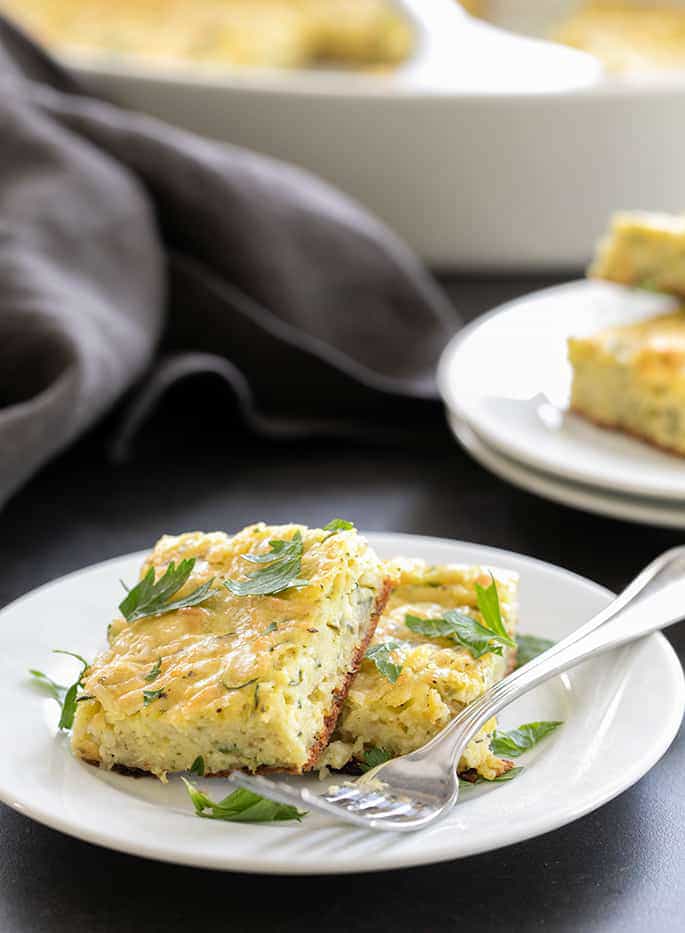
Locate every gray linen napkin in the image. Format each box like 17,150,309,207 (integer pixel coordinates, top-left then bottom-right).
0,17,459,508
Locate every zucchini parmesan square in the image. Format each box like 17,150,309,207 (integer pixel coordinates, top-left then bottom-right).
589,211,685,297
71,523,390,778
568,310,685,456
318,559,519,781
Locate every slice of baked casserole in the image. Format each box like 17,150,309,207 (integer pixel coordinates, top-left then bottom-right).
568,309,685,456
318,558,519,781
589,211,685,297
71,523,390,779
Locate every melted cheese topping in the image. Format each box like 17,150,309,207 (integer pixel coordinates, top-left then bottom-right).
72,524,386,777
319,558,519,781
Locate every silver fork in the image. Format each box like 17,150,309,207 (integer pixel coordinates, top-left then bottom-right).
228,547,685,831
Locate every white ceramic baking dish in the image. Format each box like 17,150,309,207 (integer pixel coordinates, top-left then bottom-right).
64,1,685,270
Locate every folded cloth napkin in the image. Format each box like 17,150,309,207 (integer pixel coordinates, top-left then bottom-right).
0,16,459,509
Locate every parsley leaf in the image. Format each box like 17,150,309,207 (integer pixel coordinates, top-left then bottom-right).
360,747,392,772
365,640,404,683
182,778,306,823
222,678,258,693
143,689,165,707
225,531,309,597
515,634,556,669
190,755,205,776
405,609,513,659
460,766,524,787
403,576,514,660
55,651,89,730
144,658,162,682
28,669,66,704
491,721,562,758
474,576,516,646
119,558,216,623
322,518,355,540
29,650,90,730
323,518,354,532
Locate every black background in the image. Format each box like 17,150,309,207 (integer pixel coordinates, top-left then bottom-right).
1,276,683,933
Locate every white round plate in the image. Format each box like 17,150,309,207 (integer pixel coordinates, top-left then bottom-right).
448,412,685,529
0,534,682,874
438,280,685,501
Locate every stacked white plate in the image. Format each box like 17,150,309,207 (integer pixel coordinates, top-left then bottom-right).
438,280,685,528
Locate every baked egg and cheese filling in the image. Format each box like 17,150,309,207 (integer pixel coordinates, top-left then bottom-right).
2,0,413,71
590,212,685,298
552,2,685,74
318,558,519,781
568,309,685,456
71,523,389,779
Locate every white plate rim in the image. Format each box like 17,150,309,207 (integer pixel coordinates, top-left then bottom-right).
447,411,685,529
0,534,683,874
437,279,685,502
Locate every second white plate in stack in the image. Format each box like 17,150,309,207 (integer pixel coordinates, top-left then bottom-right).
438,280,685,527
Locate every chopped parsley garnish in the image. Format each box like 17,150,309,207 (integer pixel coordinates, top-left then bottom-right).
142,689,165,707
515,634,556,669
28,669,66,705
405,575,515,660
365,640,404,683
225,531,309,597
323,518,354,532
474,575,516,646
190,755,205,776
222,678,258,692
182,779,306,823
29,650,90,730
144,658,162,682
490,721,562,758
264,621,278,634
119,558,216,623
322,518,355,540
360,747,392,772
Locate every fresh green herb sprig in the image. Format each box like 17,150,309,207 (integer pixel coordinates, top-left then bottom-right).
190,756,206,777
119,558,216,623
143,689,165,707
222,678,258,693
225,532,309,597
359,747,392,773
490,721,562,758
182,779,306,823
144,658,162,682
514,634,556,669
474,576,516,645
322,518,355,540
29,650,90,730
405,575,515,660
365,639,405,683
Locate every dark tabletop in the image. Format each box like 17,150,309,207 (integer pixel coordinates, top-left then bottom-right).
1,275,683,933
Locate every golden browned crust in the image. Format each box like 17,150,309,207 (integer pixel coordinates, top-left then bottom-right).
571,404,685,459
80,578,393,780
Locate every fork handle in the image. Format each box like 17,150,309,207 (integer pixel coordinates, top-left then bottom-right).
417,546,685,767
